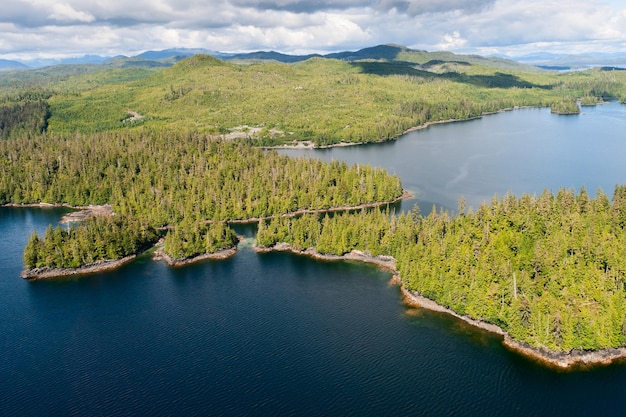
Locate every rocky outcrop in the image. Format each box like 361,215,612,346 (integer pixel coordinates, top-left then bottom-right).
21,255,136,280
253,243,396,271
153,247,237,266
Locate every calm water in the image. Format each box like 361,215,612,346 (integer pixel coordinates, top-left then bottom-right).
281,102,626,214
3,103,626,416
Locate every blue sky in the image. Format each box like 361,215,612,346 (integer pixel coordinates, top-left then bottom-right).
1,0,625,61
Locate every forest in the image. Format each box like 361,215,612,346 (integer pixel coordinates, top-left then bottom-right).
23,216,159,269
1,130,402,266
3,51,626,354
256,187,626,352
0,91,51,139
2,52,626,146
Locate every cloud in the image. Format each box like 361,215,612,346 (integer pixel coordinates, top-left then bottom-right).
48,3,95,23
0,0,625,60
374,0,495,15
437,31,468,50
228,0,365,13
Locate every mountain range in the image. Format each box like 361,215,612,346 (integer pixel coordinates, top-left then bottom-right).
2,44,540,72
3,44,626,74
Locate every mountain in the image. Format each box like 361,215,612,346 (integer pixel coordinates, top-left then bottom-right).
4,44,544,73
324,44,409,61
227,50,321,63
223,44,543,72
0,59,28,70
102,56,171,68
20,55,111,68
137,48,210,61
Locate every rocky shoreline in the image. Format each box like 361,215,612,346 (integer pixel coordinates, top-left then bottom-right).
255,241,626,369
262,109,534,150
153,246,238,266
21,255,137,280
12,201,626,367
400,288,626,368
2,202,113,223
253,242,397,271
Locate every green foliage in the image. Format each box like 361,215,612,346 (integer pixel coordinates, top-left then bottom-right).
257,209,396,256
2,51,626,145
550,97,580,114
0,130,402,222
163,220,238,260
580,96,603,106
0,91,51,139
6,51,626,353
255,188,626,352
4,129,402,267
23,216,159,269
2,53,617,145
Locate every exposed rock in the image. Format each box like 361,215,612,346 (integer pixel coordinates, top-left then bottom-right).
21,255,136,280
154,247,237,266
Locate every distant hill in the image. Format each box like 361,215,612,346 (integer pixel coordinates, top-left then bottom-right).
20,55,110,68
3,44,544,73
136,48,217,61
222,44,543,73
324,44,407,61
0,59,28,70
102,56,170,69
227,51,321,63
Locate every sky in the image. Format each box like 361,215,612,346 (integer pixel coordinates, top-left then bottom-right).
1,0,626,62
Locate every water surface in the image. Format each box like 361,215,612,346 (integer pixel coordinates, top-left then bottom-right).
280,103,626,213
3,104,626,416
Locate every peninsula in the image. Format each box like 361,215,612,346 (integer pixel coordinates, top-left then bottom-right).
253,188,626,369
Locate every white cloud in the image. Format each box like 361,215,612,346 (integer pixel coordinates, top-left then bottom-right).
1,0,625,60
48,3,95,23
437,31,467,50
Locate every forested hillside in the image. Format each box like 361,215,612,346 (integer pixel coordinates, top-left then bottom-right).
43,56,625,146
0,91,51,139
256,188,626,352
2,50,625,146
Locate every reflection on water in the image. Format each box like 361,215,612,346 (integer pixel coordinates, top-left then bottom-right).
279,103,626,213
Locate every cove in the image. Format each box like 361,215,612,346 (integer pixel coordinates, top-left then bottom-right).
3,104,626,416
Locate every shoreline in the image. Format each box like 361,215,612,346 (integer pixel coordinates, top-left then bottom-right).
255,241,626,369
8,194,410,279
262,107,534,150
153,246,238,266
228,189,412,224
21,255,137,281
400,288,626,369
253,242,397,272
2,202,113,223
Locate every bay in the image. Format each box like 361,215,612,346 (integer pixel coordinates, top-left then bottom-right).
3,103,626,416
280,102,626,214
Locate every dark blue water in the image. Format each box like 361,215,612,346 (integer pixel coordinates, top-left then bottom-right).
3,104,626,416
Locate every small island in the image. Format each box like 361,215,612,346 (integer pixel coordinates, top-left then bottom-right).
21,255,138,280
550,98,581,114
21,215,160,280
